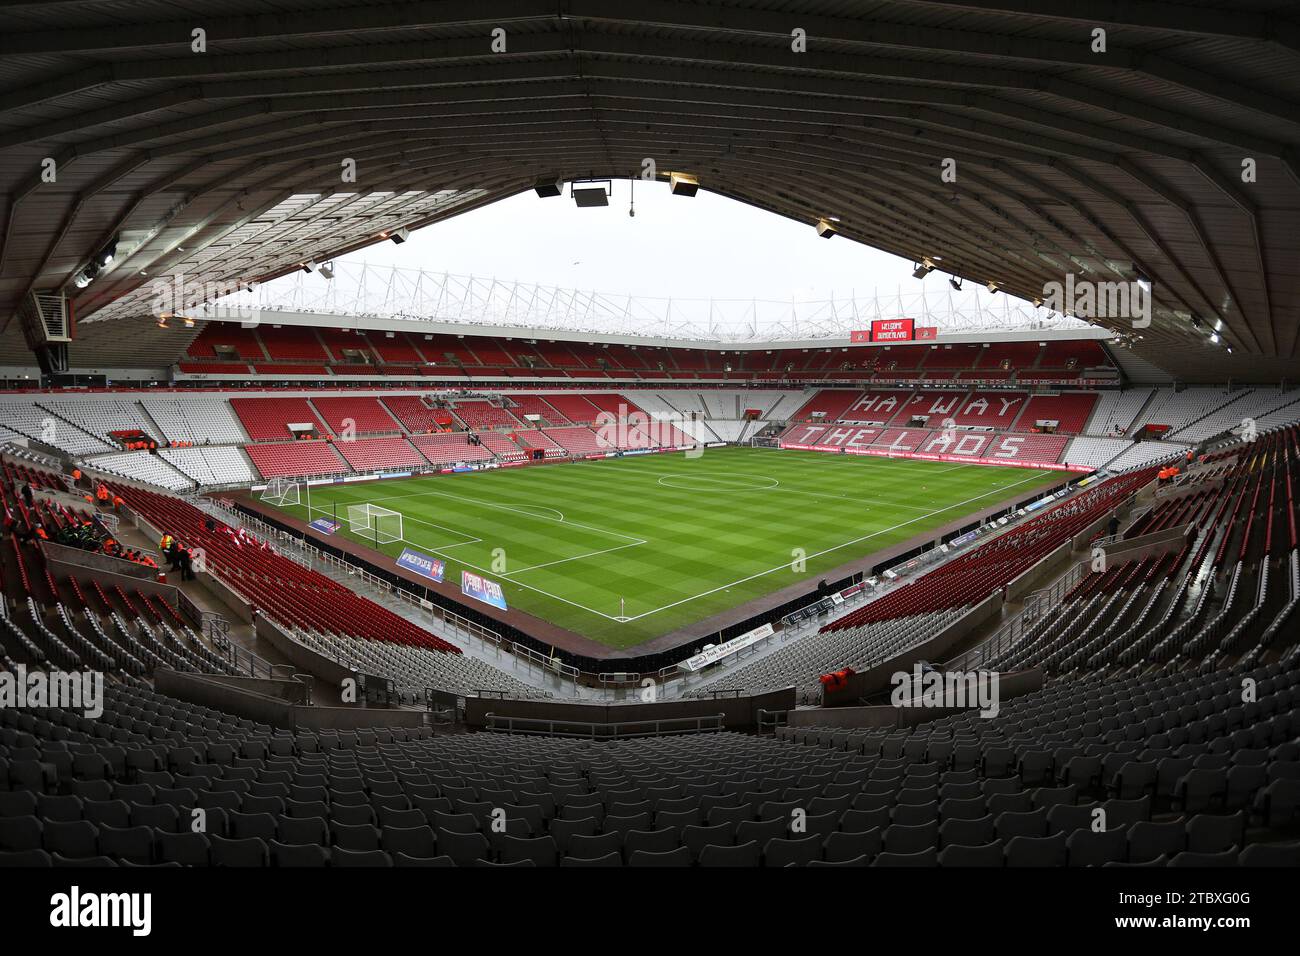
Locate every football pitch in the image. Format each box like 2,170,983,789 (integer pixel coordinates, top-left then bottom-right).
264,447,1063,649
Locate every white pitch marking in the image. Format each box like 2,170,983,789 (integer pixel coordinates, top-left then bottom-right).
619,469,1050,622
303,448,1055,627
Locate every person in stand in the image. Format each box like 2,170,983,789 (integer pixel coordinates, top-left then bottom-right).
20,483,33,509
1107,511,1121,538
180,546,195,581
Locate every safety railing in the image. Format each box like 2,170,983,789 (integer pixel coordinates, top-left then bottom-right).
944,560,1087,671
755,708,789,735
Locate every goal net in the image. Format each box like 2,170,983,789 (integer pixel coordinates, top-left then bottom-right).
260,478,301,508
346,503,404,545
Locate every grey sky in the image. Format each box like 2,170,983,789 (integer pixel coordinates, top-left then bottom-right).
320,183,1005,308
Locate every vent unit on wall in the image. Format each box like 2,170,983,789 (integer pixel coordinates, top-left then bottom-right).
18,290,72,374
19,291,72,342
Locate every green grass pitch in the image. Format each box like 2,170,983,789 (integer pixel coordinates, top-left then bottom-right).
265,447,1063,649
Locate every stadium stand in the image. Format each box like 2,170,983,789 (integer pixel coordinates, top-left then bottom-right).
159,446,258,487
409,433,495,466
505,395,570,426
1017,393,1099,435
37,400,163,445
1039,340,1109,369
583,393,647,421
1104,442,1191,474
513,430,567,457
790,390,865,422
1166,389,1300,443
143,398,249,445
1085,389,1154,438
694,466,1157,702
309,397,401,436
978,342,1042,369
1063,438,1135,472
243,442,349,479
230,399,329,442
950,392,1029,429
451,401,522,430
475,432,527,461
542,426,613,456
85,452,194,492
1135,389,1239,436
990,426,1297,676
102,482,459,652
332,437,427,472
6,4,1300,896
0,400,115,456
381,396,448,434
539,394,602,424
839,390,913,424
186,323,265,361
368,331,427,364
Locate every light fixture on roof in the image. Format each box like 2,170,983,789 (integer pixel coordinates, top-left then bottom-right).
389,227,409,244
949,276,962,291
815,218,838,239
301,261,315,273
1210,332,1220,344
1032,297,1043,307
533,177,564,198
987,281,1000,294
1134,270,1152,294
912,258,935,280
668,172,699,197
182,316,195,328
319,262,334,280
571,179,611,207
95,235,118,267
156,315,168,329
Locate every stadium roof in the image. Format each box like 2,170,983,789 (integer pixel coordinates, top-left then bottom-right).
0,1,1297,382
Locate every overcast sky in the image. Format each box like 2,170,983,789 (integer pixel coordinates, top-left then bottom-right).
310,182,1005,308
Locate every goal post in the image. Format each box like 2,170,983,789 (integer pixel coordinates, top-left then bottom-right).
346,503,404,545
260,478,301,508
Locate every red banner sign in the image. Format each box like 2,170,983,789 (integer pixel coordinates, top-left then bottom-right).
915,326,938,340
849,330,871,343
871,319,915,342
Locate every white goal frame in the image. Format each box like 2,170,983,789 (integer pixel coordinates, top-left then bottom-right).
261,478,301,507
346,503,404,544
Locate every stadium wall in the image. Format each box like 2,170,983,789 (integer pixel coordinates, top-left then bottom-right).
789,668,1045,728
463,687,796,732
822,592,1004,706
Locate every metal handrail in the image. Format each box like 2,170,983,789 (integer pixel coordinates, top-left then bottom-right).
943,561,1087,671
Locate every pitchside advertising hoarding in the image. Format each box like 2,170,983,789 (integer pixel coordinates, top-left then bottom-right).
681,622,775,671
461,571,508,610
396,547,444,583
308,518,340,535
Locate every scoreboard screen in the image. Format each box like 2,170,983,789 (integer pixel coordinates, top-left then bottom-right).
871,319,915,342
